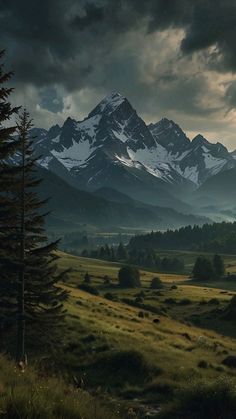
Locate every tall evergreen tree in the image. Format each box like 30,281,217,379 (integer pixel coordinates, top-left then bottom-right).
0,105,69,361
15,109,69,361
0,50,20,350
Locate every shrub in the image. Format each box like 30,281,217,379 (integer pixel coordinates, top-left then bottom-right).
105,350,151,383
78,283,99,296
198,360,209,369
150,277,163,289
90,350,153,387
118,266,141,288
104,292,119,302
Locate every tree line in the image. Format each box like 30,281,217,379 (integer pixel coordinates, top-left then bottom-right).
129,222,236,253
0,51,68,366
81,243,185,272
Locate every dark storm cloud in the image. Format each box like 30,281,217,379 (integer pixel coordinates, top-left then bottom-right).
180,1,236,72
0,0,93,89
1,0,236,91
72,3,105,30
72,0,236,72
1,0,236,131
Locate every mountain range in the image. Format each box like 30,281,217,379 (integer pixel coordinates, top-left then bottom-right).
29,91,236,230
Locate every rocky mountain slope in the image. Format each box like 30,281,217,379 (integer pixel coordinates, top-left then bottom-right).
32,92,235,212
193,168,236,212
149,120,235,185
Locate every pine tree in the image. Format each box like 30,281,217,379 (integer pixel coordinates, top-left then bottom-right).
0,50,20,350
16,109,69,360
0,107,69,360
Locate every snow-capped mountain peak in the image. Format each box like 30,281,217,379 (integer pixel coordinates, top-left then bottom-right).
149,118,190,155
88,91,126,118
33,92,236,197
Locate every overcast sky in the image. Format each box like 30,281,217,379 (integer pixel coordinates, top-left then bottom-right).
1,0,236,150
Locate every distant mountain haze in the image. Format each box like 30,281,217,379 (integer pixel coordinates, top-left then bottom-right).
36,166,207,232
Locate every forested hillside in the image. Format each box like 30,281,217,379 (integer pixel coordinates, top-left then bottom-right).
129,222,236,253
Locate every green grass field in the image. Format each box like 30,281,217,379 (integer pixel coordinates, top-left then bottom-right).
0,355,118,419
55,251,236,416
1,251,236,418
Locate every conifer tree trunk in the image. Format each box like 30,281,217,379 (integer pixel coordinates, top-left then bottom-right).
16,110,26,363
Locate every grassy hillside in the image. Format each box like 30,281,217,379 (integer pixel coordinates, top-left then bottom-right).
0,355,117,419
2,252,236,417
55,252,236,416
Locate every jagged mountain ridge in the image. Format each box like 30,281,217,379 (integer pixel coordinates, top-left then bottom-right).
149,119,235,185
33,92,236,207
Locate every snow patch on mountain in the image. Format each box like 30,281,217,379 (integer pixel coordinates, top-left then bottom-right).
77,114,101,138
51,139,94,170
204,153,226,171
126,143,173,180
182,165,199,184
89,92,125,118
98,92,125,113
52,135,60,143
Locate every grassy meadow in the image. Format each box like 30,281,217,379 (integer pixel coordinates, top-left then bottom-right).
51,251,236,416
1,250,236,418
0,355,118,419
